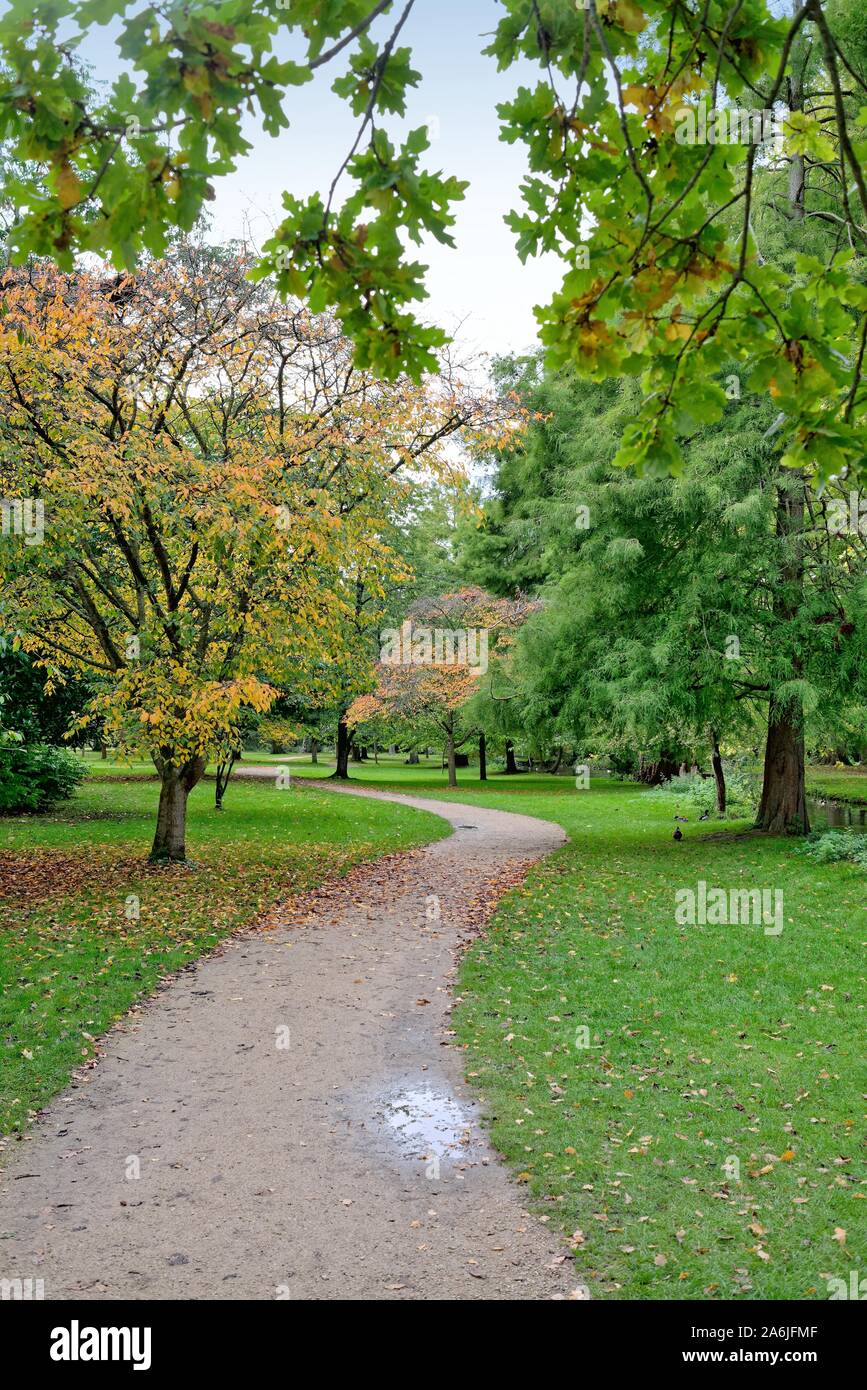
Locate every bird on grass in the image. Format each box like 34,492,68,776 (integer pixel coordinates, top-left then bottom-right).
698,810,710,821
673,826,683,841
674,814,688,823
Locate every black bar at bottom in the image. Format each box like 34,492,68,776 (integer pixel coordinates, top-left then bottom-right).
8,1297,862,1375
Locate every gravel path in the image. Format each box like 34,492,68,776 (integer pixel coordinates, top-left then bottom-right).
0,777,582,1301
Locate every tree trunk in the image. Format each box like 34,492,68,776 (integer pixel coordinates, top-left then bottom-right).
504,740,518,774
446,730,457,788
310,738,318,765
757,702,809,832
350,740,363,763
754,59,810,831
758,468,809,834
479,731,487,781
214,750,239,810
636,755,680,785
710,732,726,816
406,749,419,765
332,716,351,779
150,757,205,862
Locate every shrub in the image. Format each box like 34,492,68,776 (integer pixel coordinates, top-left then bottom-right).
795,830,867,867
0,739,86,813
645,763,758,819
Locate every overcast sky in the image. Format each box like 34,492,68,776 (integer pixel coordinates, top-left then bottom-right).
72,0,561,361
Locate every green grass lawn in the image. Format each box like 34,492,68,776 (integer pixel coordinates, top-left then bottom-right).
4,754,863,1300
0,770,447,1141
76,749,447,777
289,760,866,1301
806,764,867,806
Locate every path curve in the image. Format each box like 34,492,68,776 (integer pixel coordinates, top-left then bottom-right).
0,777,579,1301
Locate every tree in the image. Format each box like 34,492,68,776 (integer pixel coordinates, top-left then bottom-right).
348,661,479,787
348,586,539,784
6,3,867,828
2,1,866,490
463,354,867,828
316,443,505,781
0,244,481,857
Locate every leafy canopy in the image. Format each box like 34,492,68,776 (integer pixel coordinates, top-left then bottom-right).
2,2,867,482
0,246,494,770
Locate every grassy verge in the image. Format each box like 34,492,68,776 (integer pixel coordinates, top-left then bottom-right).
290,762,866,1301
0,771,447,1139
806,765,867,807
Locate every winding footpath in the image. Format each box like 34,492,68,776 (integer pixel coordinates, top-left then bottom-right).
0,779,581,1301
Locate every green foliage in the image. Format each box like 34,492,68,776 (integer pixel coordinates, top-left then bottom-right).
3,0,867,466
0,0,465,378
0,642,92,745
257,716,298,755
795,828,867,867
646,765,758,818
463,346,867,825
0,737,85,813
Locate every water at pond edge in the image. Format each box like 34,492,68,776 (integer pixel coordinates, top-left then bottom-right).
806,796,867,830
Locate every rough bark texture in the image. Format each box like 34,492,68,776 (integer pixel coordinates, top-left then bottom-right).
757,702,810,833
150,757,206,862
758,471,809,834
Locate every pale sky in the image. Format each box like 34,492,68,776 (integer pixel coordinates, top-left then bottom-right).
68,0,562,361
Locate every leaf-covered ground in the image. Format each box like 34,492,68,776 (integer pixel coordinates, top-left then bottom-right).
291,762,866,1301
0,769,447,1140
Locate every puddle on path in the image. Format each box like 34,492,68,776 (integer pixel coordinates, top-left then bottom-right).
379,1084,484,1164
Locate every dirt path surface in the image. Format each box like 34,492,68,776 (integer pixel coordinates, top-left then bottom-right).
0,778,581,1301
